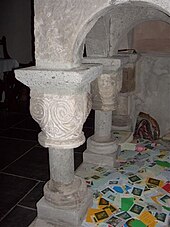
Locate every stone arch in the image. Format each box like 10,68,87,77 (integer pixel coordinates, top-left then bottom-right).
114,14,170,53
73,0,170,61
34,0,170,68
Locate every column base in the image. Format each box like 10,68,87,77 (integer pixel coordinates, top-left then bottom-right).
44,176,87,207
30,188,93,227
83,149,119,167
83,136,119,167
112,115,132,131
87,136,118,154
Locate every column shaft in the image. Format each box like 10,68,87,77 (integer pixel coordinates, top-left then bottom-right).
94,110,112,142
49,148,74,185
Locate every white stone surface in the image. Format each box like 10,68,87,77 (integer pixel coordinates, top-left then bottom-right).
15,65,99,226
15,64,103,94
85,4,170,57
84,111,118,167
94,111,113,142
111,54,140,131
82,57,121,71
112,93,132,131
48,148,74,185
109,5,170,54
34,0,112,67
85,15,110,57
131,53,170,136
83,149,118,167
30,92,91,149
34,0,170,67
112,115,132,131
91,72,122,111
87,136,118,154
115,93,130,116
22,1,170,226
82,57,122,111
15,64,104,149
44,176,88,207
31,189,92,227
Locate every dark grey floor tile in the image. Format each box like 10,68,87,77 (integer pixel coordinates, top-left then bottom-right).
14,116,40,132
0,138,37,170
3,146,50,181
0,111,27,130
0,205,36,227
19,182,45,209
0,173,37,219
74,152,83,170
0,128,38,141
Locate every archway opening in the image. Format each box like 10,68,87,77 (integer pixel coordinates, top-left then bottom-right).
80,2,170,137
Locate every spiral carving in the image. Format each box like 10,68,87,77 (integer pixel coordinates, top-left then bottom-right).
30,93,90,144
30,98,48,128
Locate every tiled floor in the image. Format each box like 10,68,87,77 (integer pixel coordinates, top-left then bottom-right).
0,109,94,227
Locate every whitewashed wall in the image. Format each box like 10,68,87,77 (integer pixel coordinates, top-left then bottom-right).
131,54,170,136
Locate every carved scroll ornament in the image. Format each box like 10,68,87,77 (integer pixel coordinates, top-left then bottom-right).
30,92,92,148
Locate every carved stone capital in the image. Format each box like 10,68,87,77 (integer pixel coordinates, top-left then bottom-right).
91,70,122,111
30,91,92,149
82,57,122,111
15,64,102,149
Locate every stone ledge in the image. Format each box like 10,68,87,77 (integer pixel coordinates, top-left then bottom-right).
15,64,103,94
82,57,121,72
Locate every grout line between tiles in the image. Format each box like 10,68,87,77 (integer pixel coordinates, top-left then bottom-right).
17,181,40,207
0,204,18,222
0,181,39,222
17,204,37,211
8,117,29,129
0,171,46,183
0,144,38,172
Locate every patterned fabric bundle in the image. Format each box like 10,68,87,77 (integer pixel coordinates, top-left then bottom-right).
133,112,160,141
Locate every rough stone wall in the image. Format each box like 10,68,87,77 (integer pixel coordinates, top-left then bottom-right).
85,6,170,57
34,0,112,68
34,0,170,68
131,54,170,136
85,15,110,57
110,6,170,54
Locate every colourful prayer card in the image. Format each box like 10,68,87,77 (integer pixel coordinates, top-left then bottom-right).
121,197,134,211
162,183,170,193
139,211,157,226
129,204,144,215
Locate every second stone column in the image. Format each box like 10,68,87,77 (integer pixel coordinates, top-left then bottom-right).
83,58,122,167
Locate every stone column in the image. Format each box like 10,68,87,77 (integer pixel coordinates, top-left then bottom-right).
112,54,140,135
15,64,102,227
82,58,122,167
112,90,132,131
